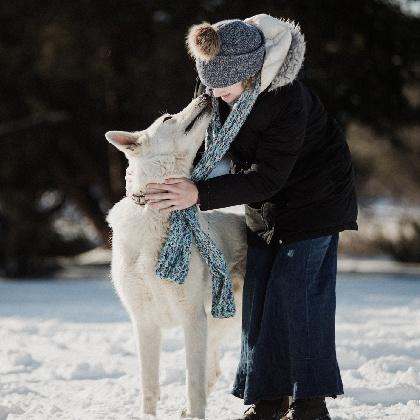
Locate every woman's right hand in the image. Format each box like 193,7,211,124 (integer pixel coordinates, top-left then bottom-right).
125,165,134,197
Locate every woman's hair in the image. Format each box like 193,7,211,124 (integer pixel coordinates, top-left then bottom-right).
241,73,258,91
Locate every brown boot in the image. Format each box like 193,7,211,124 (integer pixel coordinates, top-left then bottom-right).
280,397,331,420
240,397,290,419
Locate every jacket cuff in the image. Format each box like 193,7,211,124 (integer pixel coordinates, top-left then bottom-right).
195,180,210,211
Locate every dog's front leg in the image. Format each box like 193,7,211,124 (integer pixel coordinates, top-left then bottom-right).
182,306,208,419
133,319,162,416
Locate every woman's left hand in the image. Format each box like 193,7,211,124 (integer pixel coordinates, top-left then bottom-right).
145,178,199,213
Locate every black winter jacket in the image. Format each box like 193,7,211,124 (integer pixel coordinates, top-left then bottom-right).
192,16,358,246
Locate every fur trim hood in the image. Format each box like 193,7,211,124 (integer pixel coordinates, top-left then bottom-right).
244,14,306,93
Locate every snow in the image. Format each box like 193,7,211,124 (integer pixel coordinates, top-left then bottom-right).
1,271,420,419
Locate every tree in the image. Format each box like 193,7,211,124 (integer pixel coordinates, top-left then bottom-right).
0,0,419,275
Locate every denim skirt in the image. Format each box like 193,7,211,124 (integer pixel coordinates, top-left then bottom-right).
231,230,344,405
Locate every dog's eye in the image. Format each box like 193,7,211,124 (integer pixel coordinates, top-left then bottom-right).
163,115,172,123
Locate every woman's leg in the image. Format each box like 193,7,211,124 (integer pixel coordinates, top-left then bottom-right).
231,232,343,405
285,232,343,400
231,228,279,402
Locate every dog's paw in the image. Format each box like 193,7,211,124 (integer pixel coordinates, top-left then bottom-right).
142,397,158,416
178,408,204,419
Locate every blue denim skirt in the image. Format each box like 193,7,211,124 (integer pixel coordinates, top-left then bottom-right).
231,230,344,405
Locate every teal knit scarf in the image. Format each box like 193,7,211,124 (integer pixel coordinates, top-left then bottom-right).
154,72,261,318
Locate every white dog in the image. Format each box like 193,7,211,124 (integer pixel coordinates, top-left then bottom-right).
105,94,247,419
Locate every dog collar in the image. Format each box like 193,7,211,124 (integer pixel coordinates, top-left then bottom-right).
131,191,149,206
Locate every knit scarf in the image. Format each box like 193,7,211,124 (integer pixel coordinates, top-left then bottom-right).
154,72,261,318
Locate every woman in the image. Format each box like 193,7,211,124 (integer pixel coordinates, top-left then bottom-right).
128,14,358,420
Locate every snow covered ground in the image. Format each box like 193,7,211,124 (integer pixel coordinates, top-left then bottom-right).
1,271,420,420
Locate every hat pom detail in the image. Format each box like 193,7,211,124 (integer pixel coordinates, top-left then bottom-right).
186,22,221,62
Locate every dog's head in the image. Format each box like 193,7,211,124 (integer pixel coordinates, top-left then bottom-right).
105,94,212,188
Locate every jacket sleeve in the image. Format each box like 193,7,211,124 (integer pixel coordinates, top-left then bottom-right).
195,88,308,211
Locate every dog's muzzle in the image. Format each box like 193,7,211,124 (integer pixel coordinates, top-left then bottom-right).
185,94,212,134
201,93,212,105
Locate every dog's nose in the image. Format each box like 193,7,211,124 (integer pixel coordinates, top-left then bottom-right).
202,93,212,106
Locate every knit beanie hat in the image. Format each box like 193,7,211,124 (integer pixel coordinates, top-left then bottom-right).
186,19,266,88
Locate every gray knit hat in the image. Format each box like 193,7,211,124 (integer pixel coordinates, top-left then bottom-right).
186,19,265,88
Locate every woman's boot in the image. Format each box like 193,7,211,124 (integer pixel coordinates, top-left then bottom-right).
280,397,331,420
240,397,290,419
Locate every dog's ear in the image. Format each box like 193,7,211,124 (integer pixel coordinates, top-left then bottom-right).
105,131,145,153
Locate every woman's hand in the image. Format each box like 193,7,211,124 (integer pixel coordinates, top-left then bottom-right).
145,177,199,213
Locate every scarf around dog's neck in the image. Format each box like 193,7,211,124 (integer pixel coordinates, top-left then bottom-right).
154,73,261,318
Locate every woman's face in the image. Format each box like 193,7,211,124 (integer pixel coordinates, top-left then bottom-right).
212,81,244,103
